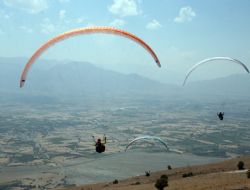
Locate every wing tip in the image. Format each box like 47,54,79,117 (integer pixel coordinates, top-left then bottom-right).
156,60,161,67
182,81,186,86
20,79,25,88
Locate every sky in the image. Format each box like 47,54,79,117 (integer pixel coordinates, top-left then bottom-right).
0,0,250,84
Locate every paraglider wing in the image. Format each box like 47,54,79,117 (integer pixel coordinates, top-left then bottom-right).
125,136,169,152
20,26,161,87
183,57,249,86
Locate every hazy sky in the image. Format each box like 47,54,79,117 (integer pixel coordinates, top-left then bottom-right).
0,0,250,83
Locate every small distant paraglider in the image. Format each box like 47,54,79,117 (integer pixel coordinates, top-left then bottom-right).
183,57,249,121
125,136,169,152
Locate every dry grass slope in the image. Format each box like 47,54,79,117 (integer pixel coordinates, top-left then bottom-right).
62,155,250,190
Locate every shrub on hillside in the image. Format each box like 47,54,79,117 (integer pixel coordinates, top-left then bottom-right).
113,179,118,184
182,172,193,178
247,170,250,179
145,171,151,177
131,181,141,185
237,161,245,170
154,175,168,190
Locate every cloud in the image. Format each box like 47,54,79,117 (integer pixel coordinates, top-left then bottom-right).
41,18,56,34
59,9,66,19
3,0,48,14
109,19,126,27
174,6,196,23
20,26,33,33
108,0,140,17
146,19,162,30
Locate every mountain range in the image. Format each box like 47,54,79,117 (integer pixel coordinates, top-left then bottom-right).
0,57,249,104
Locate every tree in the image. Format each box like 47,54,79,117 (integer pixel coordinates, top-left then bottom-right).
237,161,245,170
155,175,168,190
247,170,250,179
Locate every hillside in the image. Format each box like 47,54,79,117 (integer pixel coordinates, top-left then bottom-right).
64,155,250,190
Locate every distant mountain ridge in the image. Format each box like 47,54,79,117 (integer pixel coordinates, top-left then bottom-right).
0,57,249,103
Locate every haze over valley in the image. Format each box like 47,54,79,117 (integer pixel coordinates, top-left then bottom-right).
0,58,249,188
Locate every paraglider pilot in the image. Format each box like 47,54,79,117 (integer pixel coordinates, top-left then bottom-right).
92,135,107,153
217,112,224,120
